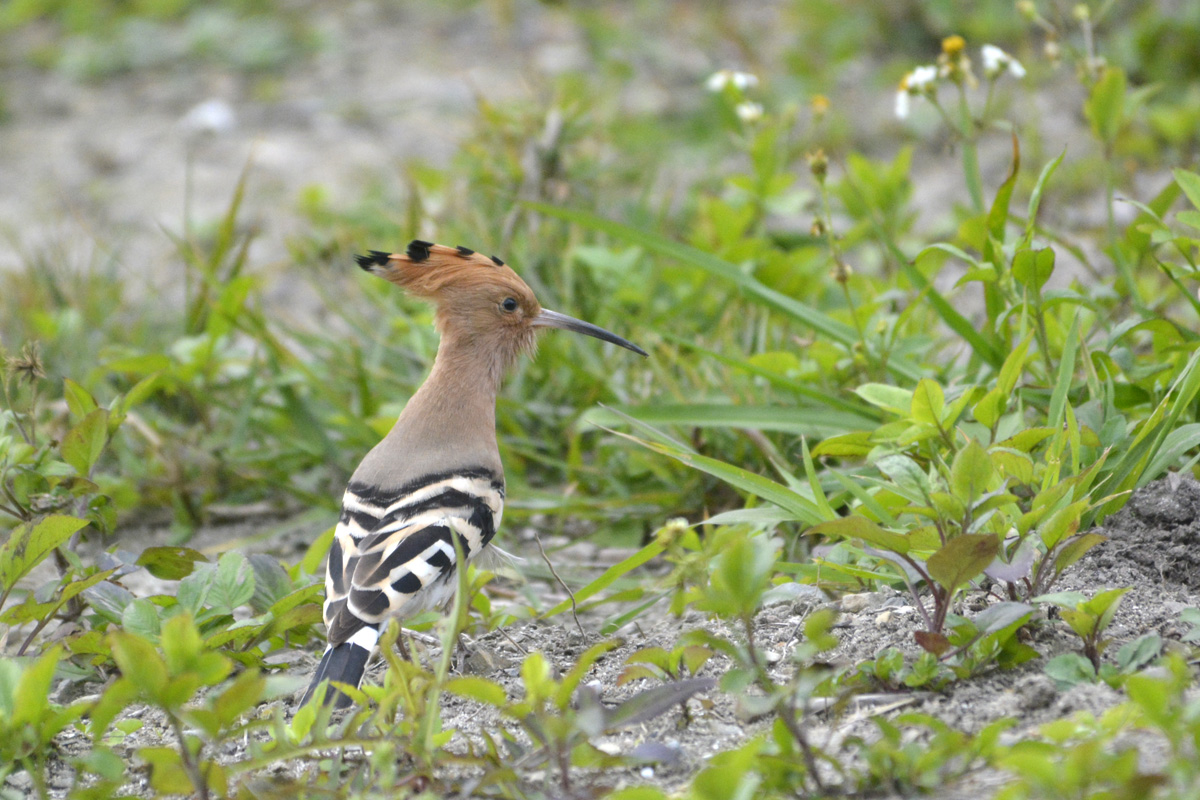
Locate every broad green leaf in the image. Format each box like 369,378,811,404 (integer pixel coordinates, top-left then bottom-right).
998,335,1036,398
911,379,945,425
1012,248,1055,292
1041,501,1089,551
247,554,293,613
137,546,208,581
0,515,89,595
62,378,98,418
855,383,914,415
109,632,168,698
121,598,161,640
207,552,255,615
1000,427,1057,453
811,431,872,457
60,408,110,476
973,388,1007,430
11,645,60,727
698,532,778,619
1085,67,1126,145
212,669,266,724
808,515,910,554
973,602,1034,635
926,534,998,593
1173,168,1200,210
950,440,993,505
140,748,198,795
445,676,508,706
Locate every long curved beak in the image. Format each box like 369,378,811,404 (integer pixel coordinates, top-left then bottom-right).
532,309,648,357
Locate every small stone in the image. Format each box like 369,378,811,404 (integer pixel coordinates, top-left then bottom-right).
840,592,874,613
1015,673,1058,711
640,766,655,779
595,742,621,756
875,610,893,626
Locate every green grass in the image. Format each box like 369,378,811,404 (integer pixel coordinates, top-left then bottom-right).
4,1,1200,797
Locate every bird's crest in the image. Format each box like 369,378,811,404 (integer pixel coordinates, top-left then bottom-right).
355,241,529,303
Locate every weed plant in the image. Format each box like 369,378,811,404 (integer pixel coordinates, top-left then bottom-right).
3,1,1200,798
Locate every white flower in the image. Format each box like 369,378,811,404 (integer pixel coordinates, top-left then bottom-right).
706,69,759,92
735,101,763,122
981,44,1026,79
907,65,939,91
895,65,938,119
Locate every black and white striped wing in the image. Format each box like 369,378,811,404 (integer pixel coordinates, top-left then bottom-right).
322,468,504,647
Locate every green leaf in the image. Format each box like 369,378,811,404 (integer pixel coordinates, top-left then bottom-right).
121,598,161,640
582,402,866,437
926,534,998,593
62,378,98,418
1173,168,1200,211
1048,312,1081,429
855,383,914,415
558,639,623,705
543,539,665,618
972,602,1034,635
1025,150,1066,242
247,554,293,613
808,515,910,554
109,632,168,699
207,552,255,615
11,645,61,728
911,379,945,425
300,526,335,577
445,676,508,707
0,515,89,596
136,546,208,581
60,408,110,476
1044,653,1095,689
605,427,825,524
1085,67,1127,145
1012,248,1055,292
950,440,993,505
604,678,716,730
698,531,778,619
139,747,197,795
211,669,265,724
1039,500,1086,550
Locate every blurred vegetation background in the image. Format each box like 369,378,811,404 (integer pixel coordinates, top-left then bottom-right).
1,0,1198,547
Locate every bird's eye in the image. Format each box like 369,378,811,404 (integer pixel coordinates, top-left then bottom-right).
501,297,519,313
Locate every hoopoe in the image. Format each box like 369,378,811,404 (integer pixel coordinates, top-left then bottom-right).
302,240,646,708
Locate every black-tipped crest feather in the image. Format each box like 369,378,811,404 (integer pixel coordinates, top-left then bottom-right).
355,251,392,271
406,240,434,262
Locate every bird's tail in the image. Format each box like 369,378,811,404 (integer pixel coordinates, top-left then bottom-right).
300,626,379,709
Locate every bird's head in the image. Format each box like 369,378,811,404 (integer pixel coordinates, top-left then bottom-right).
356,241,646,373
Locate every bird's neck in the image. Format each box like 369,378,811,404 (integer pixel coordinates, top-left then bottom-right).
355,331,507,488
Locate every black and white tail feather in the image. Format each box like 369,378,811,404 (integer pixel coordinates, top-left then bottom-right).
300,467,505,708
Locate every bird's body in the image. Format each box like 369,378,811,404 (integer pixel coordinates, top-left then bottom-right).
302,241,644,708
